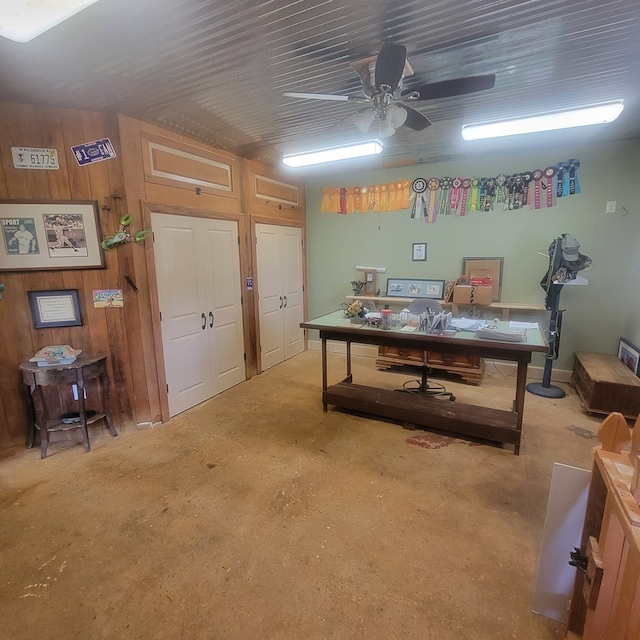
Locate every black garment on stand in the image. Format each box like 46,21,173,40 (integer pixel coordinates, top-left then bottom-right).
527,237,566,398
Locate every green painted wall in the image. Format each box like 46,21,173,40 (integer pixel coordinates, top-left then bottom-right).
303,139,640,372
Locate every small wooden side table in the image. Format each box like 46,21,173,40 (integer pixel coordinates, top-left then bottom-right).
19,355,118,459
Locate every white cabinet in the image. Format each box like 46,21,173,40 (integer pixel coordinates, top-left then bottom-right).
255,223,304,370
151,213,246,416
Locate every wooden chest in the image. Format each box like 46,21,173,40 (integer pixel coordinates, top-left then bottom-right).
375,346,484,384
572,351,640,419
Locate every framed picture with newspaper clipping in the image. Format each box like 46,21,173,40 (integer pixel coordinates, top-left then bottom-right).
0,200,105,271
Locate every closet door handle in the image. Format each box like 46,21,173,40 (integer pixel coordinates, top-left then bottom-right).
283,296,288,308
279,296,283,309
209,311,214,328
201,313,206,330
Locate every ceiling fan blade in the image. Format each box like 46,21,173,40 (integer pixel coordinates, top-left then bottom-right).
374,43,407,91
403,106,432,131
401,74,496,101
283,92,351,102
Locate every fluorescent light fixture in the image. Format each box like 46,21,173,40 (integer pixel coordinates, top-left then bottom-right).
461,100,624,140
0,0,100,43
282,140,383,168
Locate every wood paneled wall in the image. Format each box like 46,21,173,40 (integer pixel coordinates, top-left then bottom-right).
0,103,306,451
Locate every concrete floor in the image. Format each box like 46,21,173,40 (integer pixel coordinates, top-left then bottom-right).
0,350,602,640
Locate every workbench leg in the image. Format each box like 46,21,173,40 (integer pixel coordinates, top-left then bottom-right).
512,360,528,455
321,336,328,412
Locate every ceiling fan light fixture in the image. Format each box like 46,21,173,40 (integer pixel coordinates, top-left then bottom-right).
461,100,624,140
354,109,375,133
282,140,383,168
388,104,408,128
378,118,396,138
0,0,100,42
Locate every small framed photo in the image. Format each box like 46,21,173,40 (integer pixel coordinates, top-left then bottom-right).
386,278,445,299
617,338,640,375
412,243,427,261
28,289,83,329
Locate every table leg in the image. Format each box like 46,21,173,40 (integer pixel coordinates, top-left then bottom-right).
513,359,528,455
345,340,352,382
321,335,328,412
77,372,91,453
23,382,36,449
100,370,118,437
32,386,49,459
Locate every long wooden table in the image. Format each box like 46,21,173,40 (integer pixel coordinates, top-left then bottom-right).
300,312,548,454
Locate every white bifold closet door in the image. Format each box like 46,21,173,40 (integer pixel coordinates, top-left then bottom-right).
255,223,304,371
152,213,246,417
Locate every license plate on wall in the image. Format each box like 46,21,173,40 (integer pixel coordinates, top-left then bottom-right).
12,147,59,170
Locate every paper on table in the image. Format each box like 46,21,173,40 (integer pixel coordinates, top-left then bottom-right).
450,317,487,331
509,321,539,329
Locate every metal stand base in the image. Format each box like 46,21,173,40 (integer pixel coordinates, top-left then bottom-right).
526,382,566,398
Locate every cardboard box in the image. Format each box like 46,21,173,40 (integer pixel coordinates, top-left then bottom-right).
452,284,493,305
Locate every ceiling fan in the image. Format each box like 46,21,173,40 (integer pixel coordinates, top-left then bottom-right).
283,42,496,138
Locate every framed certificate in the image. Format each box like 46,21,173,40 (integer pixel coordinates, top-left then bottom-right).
28,289,83,328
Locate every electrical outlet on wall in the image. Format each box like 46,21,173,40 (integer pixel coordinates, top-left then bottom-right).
606,201,617,214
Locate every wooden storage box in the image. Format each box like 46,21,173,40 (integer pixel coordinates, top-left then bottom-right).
572,351,640,419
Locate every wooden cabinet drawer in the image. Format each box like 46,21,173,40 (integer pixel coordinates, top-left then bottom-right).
376,346,484,384
378,345,424,365
427,351,476,368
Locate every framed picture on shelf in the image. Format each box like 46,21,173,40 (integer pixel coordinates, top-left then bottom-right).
412,243,427,261
386,278,445,299
0,200,105,271
617,338,640,375
28,289,83,329
462,257,504,301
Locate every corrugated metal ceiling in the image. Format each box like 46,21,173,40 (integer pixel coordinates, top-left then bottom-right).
0,0,638,175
